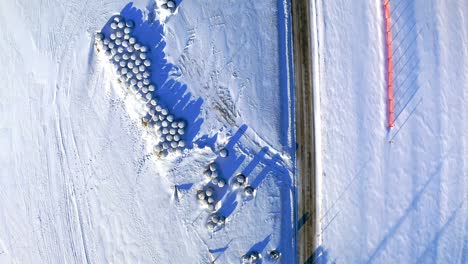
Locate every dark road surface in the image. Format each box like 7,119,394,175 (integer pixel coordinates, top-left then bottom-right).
291,0,317,263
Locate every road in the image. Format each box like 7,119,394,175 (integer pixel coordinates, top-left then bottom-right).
290,0,316,263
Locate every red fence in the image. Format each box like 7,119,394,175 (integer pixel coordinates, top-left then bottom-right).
384,0,394,128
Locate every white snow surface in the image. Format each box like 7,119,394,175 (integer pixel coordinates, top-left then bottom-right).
314,0,467,263
0,0,295,263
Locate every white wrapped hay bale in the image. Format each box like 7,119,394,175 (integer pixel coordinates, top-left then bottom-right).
178,120,186,128
242,251,261,263
211,214,220,224
204,170,213,178
217,178,226,188
219,148,228,158
167,147,175,153
162,142,170,150
166,115,174,122
116,30,124,38
269,250,281,260
207,197,214,204
244,186,255,197
241,254,250,263
155,127,163,136
113,15,123,23
211,214,225,225
126,20,134,28
170,141,178,149
197,191,206,200
206,221,216,230
212,177,219,185
167,1,175,9
95,32,104,41
178,140,185,148
203,170,213,179
205,187,214,197
209,163,217,172
236,174,246,184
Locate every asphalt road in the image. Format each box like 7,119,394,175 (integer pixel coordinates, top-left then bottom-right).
290,0,316,263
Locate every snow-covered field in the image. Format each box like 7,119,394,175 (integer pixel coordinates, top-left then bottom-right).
2,0,464,262
0,0,295,263
314,0,467,263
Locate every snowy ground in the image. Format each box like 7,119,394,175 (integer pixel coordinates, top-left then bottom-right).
314,0,467,263
0,0,295,263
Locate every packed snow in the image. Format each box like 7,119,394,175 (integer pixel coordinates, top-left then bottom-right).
313,0,467,263
0,0,295,263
